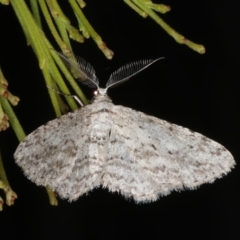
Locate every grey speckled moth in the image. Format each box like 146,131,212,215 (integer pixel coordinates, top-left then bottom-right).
14,53,235,203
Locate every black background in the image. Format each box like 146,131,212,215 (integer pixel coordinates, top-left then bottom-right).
0,1,239,239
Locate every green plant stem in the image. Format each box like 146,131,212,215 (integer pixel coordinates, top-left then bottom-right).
76,0,86,8
47,0,84,44
0,151,18,208
0,0,9,5
38,0,67,49
46,0,73,48
0,151,10,187
124,0,147,17
46,185,58,206
11,0,84,111
0,96,25,142
130,0,205,54
42,65,62,117
69,0,114,59
30,0,42,28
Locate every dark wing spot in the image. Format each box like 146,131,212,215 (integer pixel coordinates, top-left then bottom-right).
147,118,155,123
151,144,157,150
216,147,223,156
201,136,207,142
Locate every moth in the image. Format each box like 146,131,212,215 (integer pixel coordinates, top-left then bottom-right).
14,53,235,203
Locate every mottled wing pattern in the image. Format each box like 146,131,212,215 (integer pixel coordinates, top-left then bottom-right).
102,105,235,202
102,121,161,203
14,107,90,187
135,111,235,190
101,105,171,202
14,97,235,203
52,102,112,201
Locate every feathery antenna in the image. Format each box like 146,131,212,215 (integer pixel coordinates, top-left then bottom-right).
105,57,164,90
55,51,99,89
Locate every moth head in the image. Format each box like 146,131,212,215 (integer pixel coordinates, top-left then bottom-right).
94,88,108,96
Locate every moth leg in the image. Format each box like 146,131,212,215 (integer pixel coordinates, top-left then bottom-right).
46,86,84,107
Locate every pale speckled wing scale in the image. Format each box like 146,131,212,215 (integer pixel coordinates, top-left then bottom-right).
14,108,88,187
134,113,234,190
14,54,235,203
52,99,113,201
102,105,235,203
99,104,157,202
